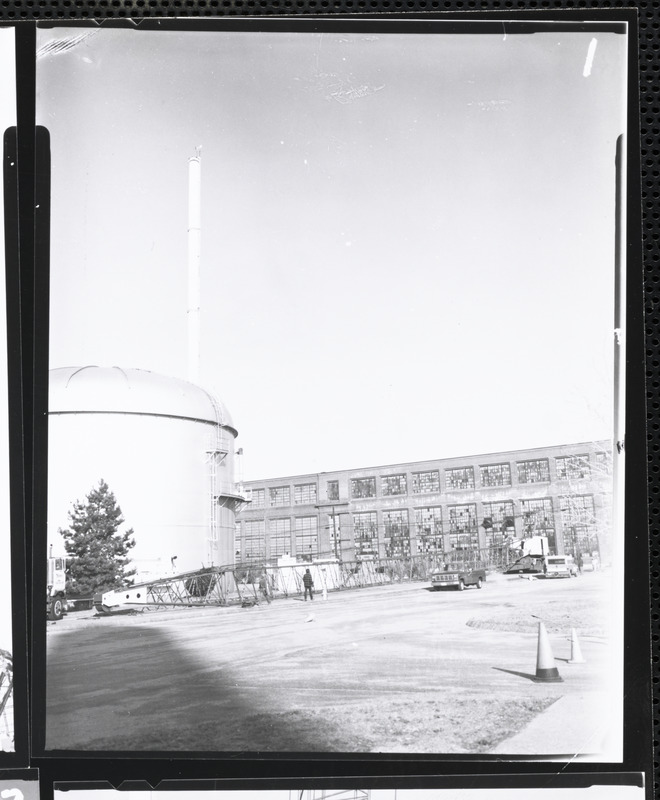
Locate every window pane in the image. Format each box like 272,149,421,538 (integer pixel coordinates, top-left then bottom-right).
479,463,511,488
520,498,555,550
446,467,475,490
242,520,265,560
249,488,265,508
351,477,376,499
555,455,590,480
353,511,378,557
560,494,595,524
327,480,339,501
383,509,410,557
269,486,291,507
448,504,478,548
517,459,550,484
294,483,317,505
414,506,443,553
381,474,407,496
412,470,440,494
481,500,515,547
295,516,318,561
234,522,241,557
328,513,342,555
560,494,598,555
270,518,291,557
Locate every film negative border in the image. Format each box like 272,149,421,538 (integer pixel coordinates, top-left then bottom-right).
0,4,655,793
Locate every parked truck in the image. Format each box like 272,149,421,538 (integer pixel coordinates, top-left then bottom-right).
430,562,486,591
47,555,67,621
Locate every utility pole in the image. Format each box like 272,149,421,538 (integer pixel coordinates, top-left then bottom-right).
332,506,339,560
315,501,349,562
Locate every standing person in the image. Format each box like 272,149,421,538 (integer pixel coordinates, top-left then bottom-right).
302,568,314,601
576,551,583,574
258,570,271,604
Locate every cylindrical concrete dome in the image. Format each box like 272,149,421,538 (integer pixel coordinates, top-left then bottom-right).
48,366,241,579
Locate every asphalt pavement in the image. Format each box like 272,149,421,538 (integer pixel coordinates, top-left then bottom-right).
45,570,618,756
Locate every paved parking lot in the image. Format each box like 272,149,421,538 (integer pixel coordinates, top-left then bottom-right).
45,570,615,755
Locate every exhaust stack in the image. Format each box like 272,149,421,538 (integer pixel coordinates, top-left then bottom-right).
187,148,202,384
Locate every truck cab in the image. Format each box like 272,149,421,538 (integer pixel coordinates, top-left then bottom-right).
47,556,67,620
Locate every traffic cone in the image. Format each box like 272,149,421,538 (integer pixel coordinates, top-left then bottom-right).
568,628,586,664
533,621,564,682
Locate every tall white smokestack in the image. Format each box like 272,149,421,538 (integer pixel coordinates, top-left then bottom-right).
187,147,202,384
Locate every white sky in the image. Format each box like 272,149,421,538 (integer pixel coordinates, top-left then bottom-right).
0,26,15,652
36,25,627,480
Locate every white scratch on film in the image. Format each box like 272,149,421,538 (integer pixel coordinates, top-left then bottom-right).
583,37,598,77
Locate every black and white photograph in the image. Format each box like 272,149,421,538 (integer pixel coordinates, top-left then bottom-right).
35,20,630,758
0,25,18,755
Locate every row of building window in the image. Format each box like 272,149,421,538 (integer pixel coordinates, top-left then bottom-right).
239,516,319,559
249,454,610,508
237,496,598,559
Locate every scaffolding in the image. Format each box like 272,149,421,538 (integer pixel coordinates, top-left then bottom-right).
94,542,521,613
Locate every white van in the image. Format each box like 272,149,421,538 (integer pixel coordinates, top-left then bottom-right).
544,555,572,578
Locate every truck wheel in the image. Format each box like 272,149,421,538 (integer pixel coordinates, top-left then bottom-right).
476,577,483,589
49,597,64,621
458,580,465,591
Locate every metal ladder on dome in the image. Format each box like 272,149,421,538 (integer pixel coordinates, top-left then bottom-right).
205,390,229,562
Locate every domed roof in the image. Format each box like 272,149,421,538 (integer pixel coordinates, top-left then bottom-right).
49,366,237,434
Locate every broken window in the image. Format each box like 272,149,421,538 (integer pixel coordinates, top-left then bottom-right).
555,455,591,480
351,477,376,499
381,474,407,496
412,470,440,494
353,511,378,557
384,509,410,557
415,506,443,553
517,459,550,484
479,463,512,488
446,467,475,490
481,500,515,547
448,504,478,549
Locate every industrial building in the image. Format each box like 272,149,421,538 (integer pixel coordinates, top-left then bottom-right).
235,441,613,565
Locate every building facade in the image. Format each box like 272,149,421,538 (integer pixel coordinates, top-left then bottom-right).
235,442,613,565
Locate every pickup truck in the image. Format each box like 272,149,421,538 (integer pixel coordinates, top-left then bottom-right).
430,564,486,591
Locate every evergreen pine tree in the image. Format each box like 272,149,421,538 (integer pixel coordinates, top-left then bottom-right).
59,479,136,596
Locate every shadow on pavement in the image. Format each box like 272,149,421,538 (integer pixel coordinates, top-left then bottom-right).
492,666,538,682
45,623,332,752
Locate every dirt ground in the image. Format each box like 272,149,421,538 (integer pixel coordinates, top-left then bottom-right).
45,570,614,754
